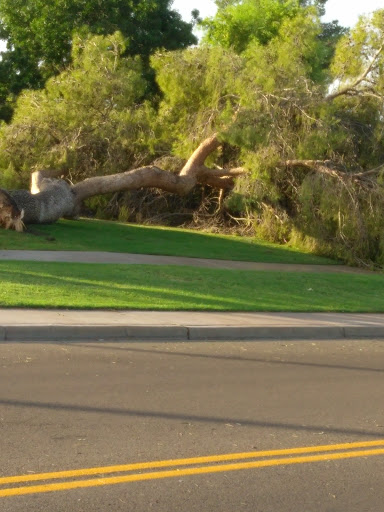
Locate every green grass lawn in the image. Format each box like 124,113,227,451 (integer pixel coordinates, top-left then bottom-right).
0,218,338,265
0,261,382,312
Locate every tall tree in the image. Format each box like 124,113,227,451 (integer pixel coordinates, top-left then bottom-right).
200,0,346,77
0,0,197,121
201,0,302,53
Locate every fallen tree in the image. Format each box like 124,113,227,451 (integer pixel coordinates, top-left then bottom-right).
3,131,383,236
2,134,246,229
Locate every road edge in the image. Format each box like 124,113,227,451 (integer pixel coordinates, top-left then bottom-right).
1,324,384,341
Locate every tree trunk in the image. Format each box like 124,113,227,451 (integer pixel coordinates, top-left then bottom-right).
2,134,245,229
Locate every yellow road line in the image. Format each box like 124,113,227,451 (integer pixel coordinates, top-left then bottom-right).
0,440,384,486
1,447,384,498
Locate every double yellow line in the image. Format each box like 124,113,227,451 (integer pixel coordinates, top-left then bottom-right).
1,440,384,498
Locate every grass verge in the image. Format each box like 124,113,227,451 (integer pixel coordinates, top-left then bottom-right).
0,261,382,312
0,219,337,264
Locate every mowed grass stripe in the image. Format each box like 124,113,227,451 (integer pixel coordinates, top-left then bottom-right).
2,447,384,498
0,261,383,311
1,440,383,486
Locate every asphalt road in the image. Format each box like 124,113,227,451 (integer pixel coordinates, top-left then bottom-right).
1,338,384,511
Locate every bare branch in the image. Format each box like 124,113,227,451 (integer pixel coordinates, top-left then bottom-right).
327,45,383,101
73,135,242,202
73,166,195,201
283,159,342,178
352,163,384,178
283,159,384,181
179,133,221,176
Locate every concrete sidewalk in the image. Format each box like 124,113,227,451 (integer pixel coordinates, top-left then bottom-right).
1,309,384,342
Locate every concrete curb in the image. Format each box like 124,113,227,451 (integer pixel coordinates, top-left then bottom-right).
1,324,384,342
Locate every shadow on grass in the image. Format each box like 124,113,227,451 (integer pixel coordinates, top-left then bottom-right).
0,266,253,310
0,219,338,265
1,262,384,311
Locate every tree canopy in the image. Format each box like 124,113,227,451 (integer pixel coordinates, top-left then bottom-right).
200,0,344,57
201,0,303,52
0,0,197,121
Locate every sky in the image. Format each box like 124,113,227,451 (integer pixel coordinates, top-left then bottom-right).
172,0,384,28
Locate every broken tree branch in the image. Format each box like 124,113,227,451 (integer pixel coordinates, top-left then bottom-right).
326,45,383,101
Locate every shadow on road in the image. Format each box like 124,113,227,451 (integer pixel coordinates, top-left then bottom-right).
1,397,383,439
72,342,384,374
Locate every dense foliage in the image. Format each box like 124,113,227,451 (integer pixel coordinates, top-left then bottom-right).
0,33,156,187
1,1,384,267
200,0,345,73
0,0,197,121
